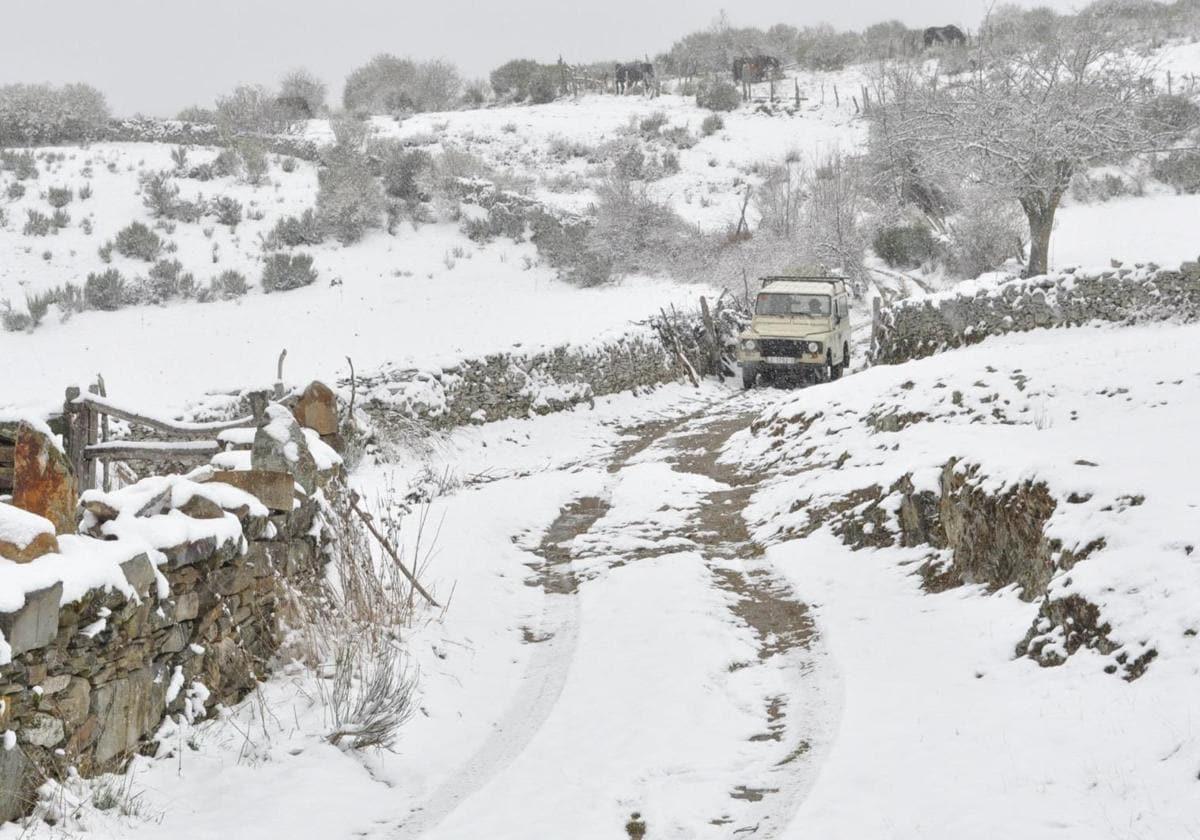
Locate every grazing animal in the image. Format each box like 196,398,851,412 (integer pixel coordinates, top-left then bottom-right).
922,25,967,48
615,62,655,95
733,55,782,100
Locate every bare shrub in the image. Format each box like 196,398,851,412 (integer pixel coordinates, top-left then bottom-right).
754,160,805,238
943,191,1026,278
281,491,439,752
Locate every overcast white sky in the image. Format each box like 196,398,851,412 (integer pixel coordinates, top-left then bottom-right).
1,0,1086,116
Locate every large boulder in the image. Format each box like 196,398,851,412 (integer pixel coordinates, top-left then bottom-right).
12,422,77,535
251,404,319,495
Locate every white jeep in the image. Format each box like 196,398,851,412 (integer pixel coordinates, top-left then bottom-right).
736,276,852,389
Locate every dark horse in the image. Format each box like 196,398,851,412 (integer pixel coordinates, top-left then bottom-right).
615,62,654,95
733,55,782,100
923,25,967,48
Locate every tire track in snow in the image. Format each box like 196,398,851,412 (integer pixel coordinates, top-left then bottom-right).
387,393,836,838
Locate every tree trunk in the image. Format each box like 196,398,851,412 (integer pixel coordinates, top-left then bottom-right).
1021,195,1059,277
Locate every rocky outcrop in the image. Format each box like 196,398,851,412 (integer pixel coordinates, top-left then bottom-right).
872,262,1200,366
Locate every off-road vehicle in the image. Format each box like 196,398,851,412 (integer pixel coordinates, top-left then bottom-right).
736,276,851,389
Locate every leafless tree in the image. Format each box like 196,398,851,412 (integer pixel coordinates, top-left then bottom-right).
870,17,1197,275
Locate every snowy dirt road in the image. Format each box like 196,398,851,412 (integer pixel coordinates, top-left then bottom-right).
379,395,837,840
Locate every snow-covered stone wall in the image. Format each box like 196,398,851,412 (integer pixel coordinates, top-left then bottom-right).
872,261,1200,365
0,474,330,823
355,331,700,436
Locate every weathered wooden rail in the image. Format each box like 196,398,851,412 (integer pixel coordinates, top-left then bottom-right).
63,386,256,492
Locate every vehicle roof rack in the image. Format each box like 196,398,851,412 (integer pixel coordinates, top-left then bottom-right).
760,275,846,286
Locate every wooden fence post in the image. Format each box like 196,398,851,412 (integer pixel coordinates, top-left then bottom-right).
63,387,89,491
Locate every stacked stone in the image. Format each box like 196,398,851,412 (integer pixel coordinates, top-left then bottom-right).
873,262,1200,366
357,333,685,436
0,402,339,823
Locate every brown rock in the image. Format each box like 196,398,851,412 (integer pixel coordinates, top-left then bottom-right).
13,423,77,535
0,530,59,563
292,381,339,436
177,494,224,520
208,470,294,513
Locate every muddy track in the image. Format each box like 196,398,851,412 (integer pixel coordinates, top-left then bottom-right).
390,394,827,838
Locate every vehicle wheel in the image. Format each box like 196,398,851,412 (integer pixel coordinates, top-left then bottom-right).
827,353,839,381
742,364,757,390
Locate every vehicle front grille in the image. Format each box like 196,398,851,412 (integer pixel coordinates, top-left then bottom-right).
759,338,809,357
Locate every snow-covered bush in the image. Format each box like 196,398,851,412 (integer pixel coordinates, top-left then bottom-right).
1138,93,1200,137
461,78,489,107
0,82,109,146
796,24,861,71
528,67,559,104
113,220,163,261
212,196,243,228
237,138,269,185
6,181,25,200
208,269,249,300
489,58,540,101
343,54,462,113
264,208,324,248
277,68,327,120
873,223,936,268
84,268,125,310
1,150,38,180
1151,149,1200,194
137,258,196,303
261,252,317,292
23,209,52,236
46,186,72,208
140,171,205,222
638,111,669,137
318,139,384,244
696,80,740,112
212,148,242,179
215,84,287,135
1,301,31,332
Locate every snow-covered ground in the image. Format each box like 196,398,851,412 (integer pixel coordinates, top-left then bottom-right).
5,31,1200,840
10,317,1200,838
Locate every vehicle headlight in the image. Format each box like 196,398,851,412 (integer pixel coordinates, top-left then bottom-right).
807,341,822,354
742,339,758,350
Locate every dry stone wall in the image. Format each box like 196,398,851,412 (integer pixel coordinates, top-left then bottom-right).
872,261,1200,365
354,331,693,435
0,483,327,823
0,401,339,824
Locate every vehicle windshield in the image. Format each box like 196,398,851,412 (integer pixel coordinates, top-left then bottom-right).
756,293,831,317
